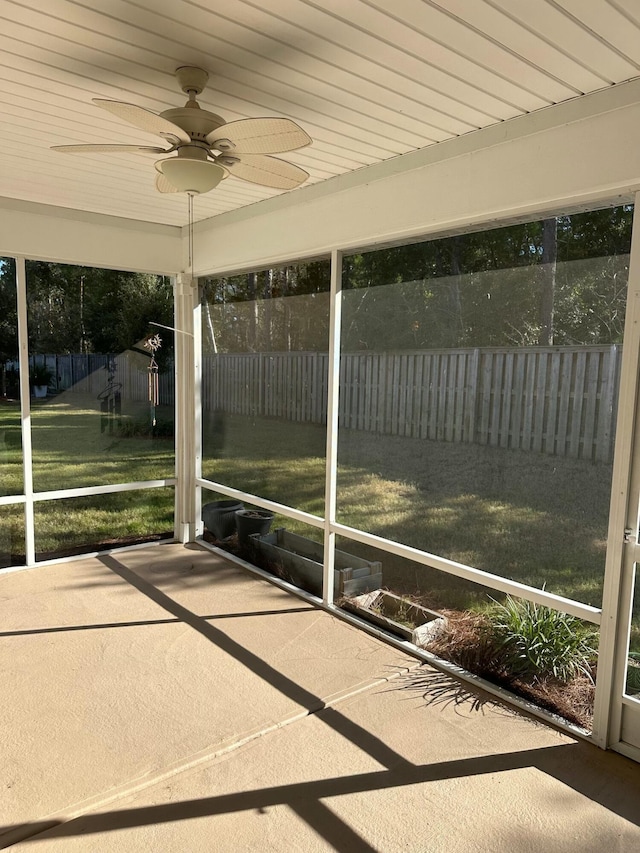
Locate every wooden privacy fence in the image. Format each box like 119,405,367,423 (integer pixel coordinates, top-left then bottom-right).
25,346,622,462
28,353,175,407
202,352,329,426
203,346,622,462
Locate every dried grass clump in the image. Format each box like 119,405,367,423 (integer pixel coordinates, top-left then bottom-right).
425,608,595,730
427,609,504,678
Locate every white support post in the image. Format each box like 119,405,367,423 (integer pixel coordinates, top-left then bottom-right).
15,257,35,565
194,292,203,538
322,249,343,606
174,273,198,543
592,192,640,748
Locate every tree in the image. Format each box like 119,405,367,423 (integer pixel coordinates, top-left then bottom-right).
23,262,174,360
0,258,18,395
200,260,331,353
341,206,632,351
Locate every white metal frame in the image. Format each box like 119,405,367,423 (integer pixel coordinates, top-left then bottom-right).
194,197,640,752
194,280,203,539
590,191,640,749
322,249,343,606
1,255,178,569
174,273,198,543
591,189,640,757
195,479,324,531
16,257,35,563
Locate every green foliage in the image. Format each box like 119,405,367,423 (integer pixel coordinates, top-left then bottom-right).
627,652,640,695
340,206,632,351
200,260,331,354
486,594,599,683
19,261,174,360
29,363,53,385
0,258,18,362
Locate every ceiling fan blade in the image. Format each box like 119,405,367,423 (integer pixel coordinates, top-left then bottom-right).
155,172,180,193
93,99,191,144
224,154,309,189
52,144,168,154
207,118,311,154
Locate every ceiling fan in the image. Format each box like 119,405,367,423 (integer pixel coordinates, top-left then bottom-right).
52,66,312,195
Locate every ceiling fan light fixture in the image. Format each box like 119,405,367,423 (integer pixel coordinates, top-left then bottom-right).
157,158,225,194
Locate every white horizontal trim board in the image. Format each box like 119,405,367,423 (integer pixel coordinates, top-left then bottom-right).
197,478,325,530
0,197,182,274
33,479,176,502
332,522,602,625
195,78,640,276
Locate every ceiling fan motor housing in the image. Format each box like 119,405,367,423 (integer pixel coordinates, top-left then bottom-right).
160,107,226,142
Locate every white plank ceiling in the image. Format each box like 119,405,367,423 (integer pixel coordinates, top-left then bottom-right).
1,0,640,226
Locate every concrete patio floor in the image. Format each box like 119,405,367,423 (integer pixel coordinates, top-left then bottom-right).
1,543,639,852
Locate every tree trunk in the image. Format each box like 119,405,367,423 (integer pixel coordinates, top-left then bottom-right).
448,237,464,346
539,218,557,346
247,272,257,351
262,270,273,351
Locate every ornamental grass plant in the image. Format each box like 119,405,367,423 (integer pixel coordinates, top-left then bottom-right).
485,594,599,683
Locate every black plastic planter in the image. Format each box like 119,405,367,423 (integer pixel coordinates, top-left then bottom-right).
202,500,244,540
235,509,274,546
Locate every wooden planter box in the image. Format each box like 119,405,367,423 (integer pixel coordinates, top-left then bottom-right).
247,528,382,597
343,589,446,647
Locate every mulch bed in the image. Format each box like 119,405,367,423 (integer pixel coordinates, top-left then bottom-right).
424,608,595,729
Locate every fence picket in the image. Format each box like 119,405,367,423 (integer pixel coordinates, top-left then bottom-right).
522,353,537,451
479,352,492,444
511,352,525,450
597,345,618,462
570,351,587,458
490,352,504,447
466,349,479,443
582,352,599,460
500,353,514,448
532,352,547,453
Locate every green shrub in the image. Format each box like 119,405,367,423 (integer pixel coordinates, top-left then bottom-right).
30,363,53,385
486,594,598,683
627,652,640,695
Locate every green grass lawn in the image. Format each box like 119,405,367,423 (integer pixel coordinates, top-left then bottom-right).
1,398,628,644
203,412,612,609
1,395,175,560
29,393,175,490
33,488,175,559
205,413,640,657
203,416,611,606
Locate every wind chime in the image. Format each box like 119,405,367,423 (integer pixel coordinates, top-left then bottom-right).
144,332,162,427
